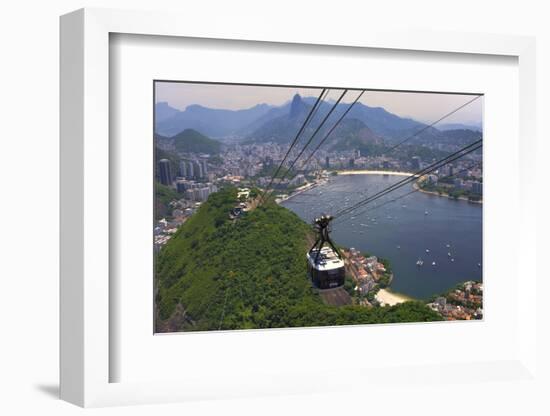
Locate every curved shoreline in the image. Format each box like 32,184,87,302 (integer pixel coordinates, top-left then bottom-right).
375,288,413,306
335,169,417,177
413,183,483,205
277,181,324,203
336,170,482,205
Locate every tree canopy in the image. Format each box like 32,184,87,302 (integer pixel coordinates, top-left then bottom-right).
155,187,442,332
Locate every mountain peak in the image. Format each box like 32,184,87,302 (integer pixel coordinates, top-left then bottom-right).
289,94,306,118
155,101,181,123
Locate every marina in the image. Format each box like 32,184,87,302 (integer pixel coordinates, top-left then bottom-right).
282,173,483,299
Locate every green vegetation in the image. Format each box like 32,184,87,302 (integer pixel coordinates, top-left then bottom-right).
366,286,380,304
208,154,224,166
343,275,355,296
172,128,222,154
155,182,179,220
248,188,259,199
419,178,482,202
377,257,393,288
155,187,443,332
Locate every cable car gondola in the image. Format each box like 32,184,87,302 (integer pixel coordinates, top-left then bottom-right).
307,215,345,289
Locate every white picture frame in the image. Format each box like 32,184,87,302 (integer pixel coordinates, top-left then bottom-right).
60,7,538,408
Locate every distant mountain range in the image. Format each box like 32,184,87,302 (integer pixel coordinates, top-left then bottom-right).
437,122,482,132
155,94,482,151
155,102,274,137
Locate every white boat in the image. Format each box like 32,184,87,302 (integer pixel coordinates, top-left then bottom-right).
451,258,455,262
425,210,429,215
477,263,481,267
432,261,436,266
426,249,430,253
397,245,401,249
446,244,451,248
448,252,452,256
416,259,424,266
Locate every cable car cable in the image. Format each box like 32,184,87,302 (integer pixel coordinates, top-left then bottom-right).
288,89,366,179
385,94,482,154
333,163,481,226
333,139,482,219
259,88,327,204
334,140,482,219
262,89,348,203
334,142,482,220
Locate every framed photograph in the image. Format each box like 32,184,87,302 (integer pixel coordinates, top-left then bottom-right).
60,8,538,407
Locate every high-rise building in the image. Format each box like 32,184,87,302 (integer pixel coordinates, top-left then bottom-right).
195,161,204,179
192,188,205,201
472,182,483,194
201,159,208,175
178,160,187,178
198,187,210,201
290,174,306,187
411,156,421,170
158,159,172,185
186,161,194,179
185,189,195,201
176,180,187,193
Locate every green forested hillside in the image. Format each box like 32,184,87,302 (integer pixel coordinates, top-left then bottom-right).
155,187,442,332
155,182,179,220
172,128,221,154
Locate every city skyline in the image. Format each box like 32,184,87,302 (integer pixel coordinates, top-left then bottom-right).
155,81,483,126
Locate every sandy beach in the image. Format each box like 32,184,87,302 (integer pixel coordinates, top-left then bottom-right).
375,288,410,306
276,181,323,203
335,170,417,177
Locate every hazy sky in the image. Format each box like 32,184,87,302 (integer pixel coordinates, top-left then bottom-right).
155,82,483,126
